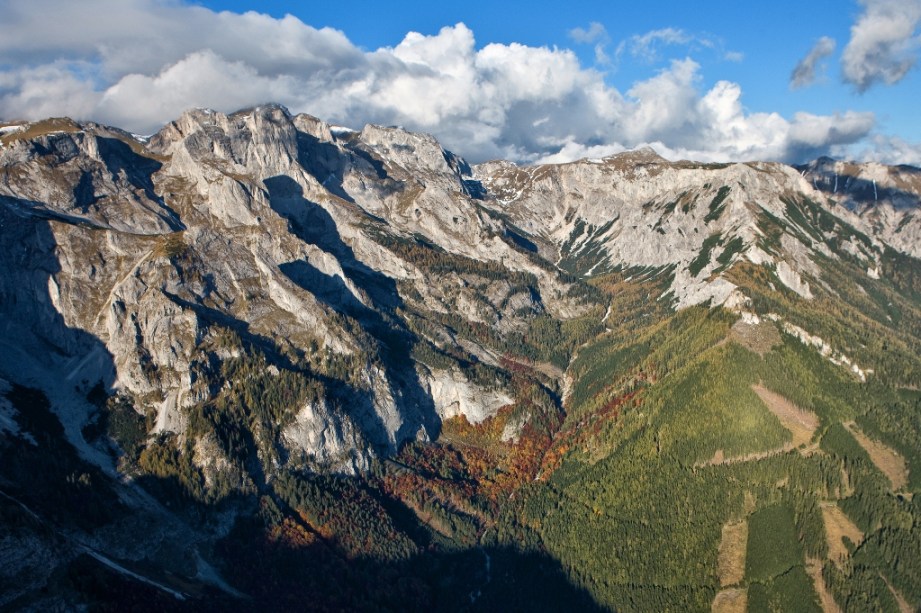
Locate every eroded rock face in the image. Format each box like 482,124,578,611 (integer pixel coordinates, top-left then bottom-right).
475,155,886,307
797,156,921,258
424,368,512,424
281,398,369,472
1,104,919,478
0,106,585,475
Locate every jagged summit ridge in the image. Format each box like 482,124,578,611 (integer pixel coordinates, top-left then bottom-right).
1,104,919,476
476,152,892,307
0,105,570,473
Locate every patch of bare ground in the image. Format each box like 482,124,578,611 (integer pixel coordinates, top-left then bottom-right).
718,520,748,587
699,445,792,467
712,588,747,613
729,318,782,355
743,491,757,514
837,464,854,498
752,384,818,448
881,574,914,613
844,422,909,491
820,503,863,566
806,558,842,613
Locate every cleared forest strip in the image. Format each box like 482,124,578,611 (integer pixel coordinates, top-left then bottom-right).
820,503,863,566
699,444,793,467
718,520,748,587
806,558,842,613
844,422,909,491
752,384,818,448
881,574,914,613
711,587,747,613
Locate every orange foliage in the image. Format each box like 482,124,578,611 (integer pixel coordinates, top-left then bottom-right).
267,517,318,549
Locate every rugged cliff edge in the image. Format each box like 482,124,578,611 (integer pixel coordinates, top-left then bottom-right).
0,105,917,474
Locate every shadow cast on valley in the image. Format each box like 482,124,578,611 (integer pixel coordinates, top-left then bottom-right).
215,534,611,612
60,539,611,612
67,500,610,613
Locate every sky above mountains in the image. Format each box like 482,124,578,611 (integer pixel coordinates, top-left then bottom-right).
1,0,919,165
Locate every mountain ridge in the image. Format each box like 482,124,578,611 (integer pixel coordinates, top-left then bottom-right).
1,104,918,465
2,105,921,611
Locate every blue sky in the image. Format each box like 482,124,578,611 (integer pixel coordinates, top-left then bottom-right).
1,0,920,164
198,0,915,136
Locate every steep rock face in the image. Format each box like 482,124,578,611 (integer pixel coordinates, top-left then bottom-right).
0,120,182,235
3,105,921,480
0,106,585,475
423,367,513,424
798,156,921,257
281,397,369,472
476,153,884,307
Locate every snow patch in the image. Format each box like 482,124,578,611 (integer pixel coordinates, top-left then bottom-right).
867,266,880,280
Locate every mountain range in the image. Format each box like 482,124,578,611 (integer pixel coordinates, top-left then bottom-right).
1,105,920,611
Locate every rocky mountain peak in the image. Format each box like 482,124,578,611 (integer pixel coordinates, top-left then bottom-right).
607,145,668,164
358,123,459,177
1,105,920,478
0,118,182,235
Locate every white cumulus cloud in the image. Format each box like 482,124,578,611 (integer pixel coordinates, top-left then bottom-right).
569,22,608,45
857,134,921,165
568,22,612,65
0,0,881,164
842,0,921,91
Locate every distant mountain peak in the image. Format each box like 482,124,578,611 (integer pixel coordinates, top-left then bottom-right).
615,145,666,161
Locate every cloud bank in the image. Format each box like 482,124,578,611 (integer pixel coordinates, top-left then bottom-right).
842,0,921,91
0,0,883,164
